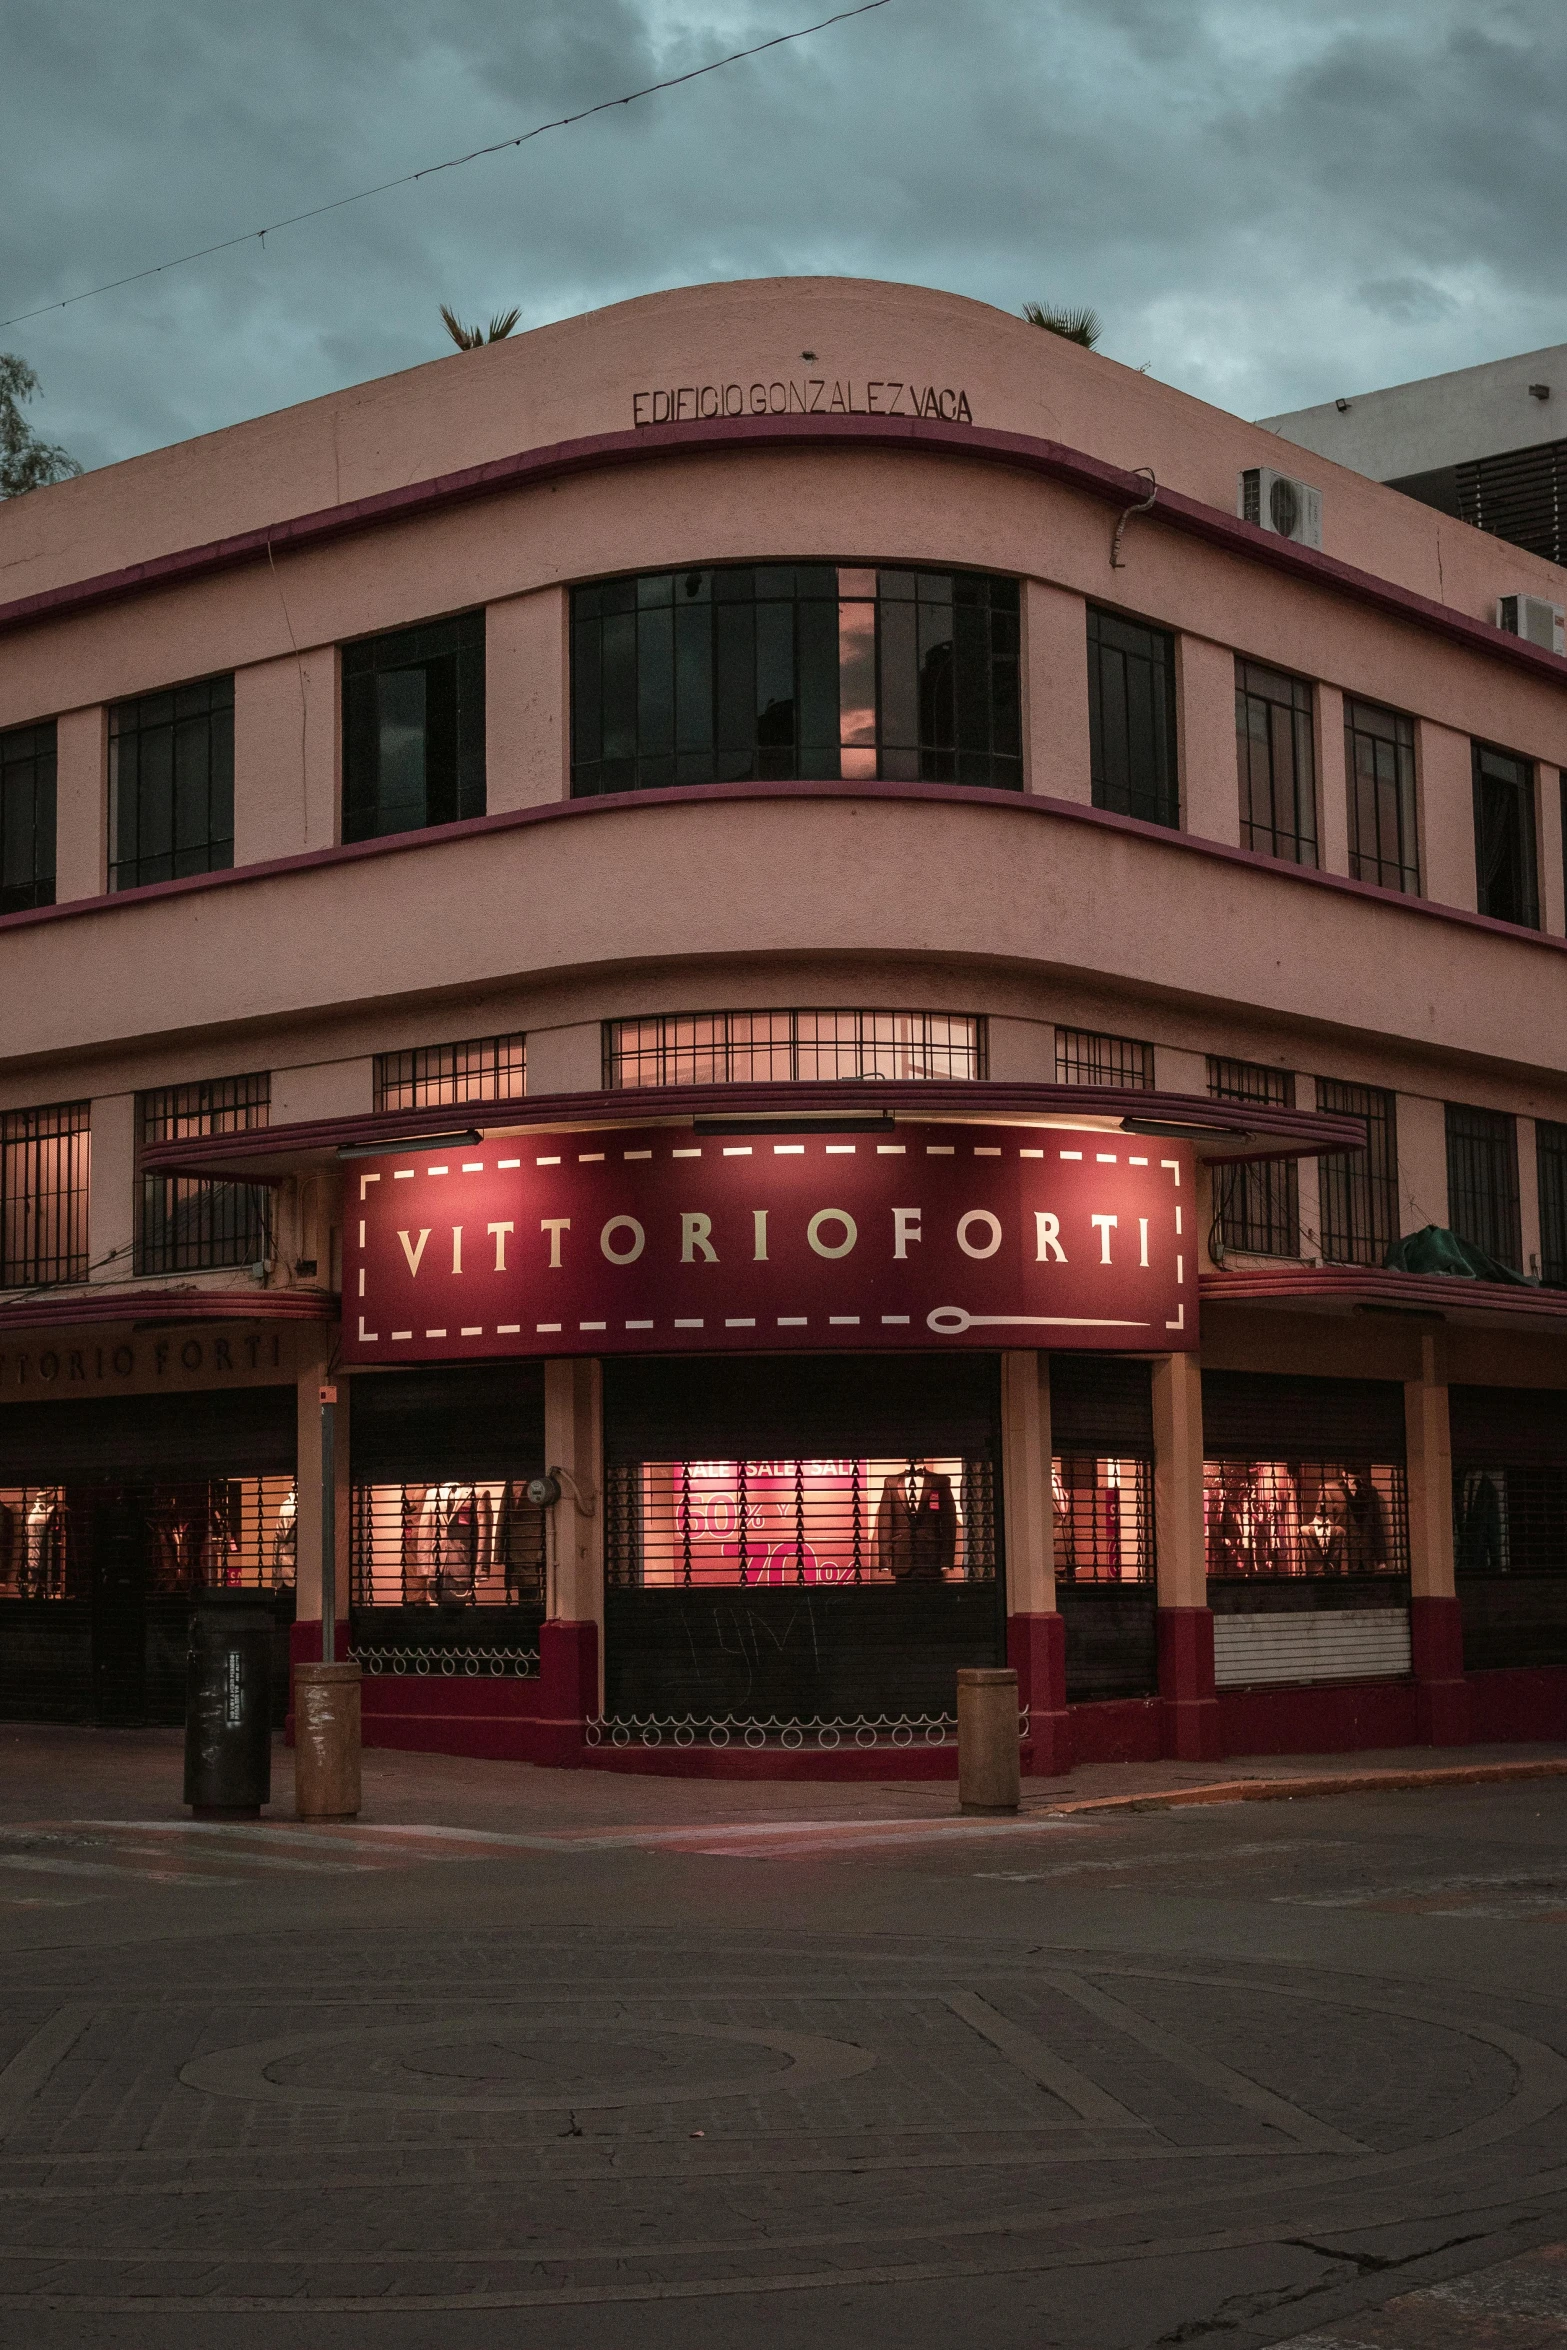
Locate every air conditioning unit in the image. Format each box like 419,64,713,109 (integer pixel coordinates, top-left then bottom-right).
1239,467,1323,549
1497,593,1566,656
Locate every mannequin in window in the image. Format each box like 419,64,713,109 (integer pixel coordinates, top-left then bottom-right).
419,1483,493,1605
875,1458,957,1580
271,1485,298,1589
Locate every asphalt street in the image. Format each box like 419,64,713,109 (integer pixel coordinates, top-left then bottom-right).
0,1727,1565,2349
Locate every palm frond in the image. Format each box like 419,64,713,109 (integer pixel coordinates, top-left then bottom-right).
1022,301,1101,349
440,303,483,351
487,308,521,343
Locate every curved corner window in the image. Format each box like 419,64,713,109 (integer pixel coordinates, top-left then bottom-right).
604,1009,985,1088
570,563,1020,797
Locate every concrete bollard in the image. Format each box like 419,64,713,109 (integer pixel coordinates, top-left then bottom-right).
957,1666,1021,1815
294,1660,363,1820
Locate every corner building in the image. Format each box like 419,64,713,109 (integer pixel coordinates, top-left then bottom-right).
2,277,1566,1775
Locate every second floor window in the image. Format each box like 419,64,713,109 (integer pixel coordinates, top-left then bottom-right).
1055,1027,1155,1088
1472,742,1538,928
1209,1057,1298,1257
570,564,1021,797
374,1033,527,1112
1236,658,1316,864
1,1102,89,1288
342,612,485,844
110,676,233,891
1538,1119,1567,1288
1345,699,1420,894
138,1076,271,1277
1315,1078,1398,1267
1086,606,1178,828
605,1009,985,1088
1445,1101,1520,1271
0,721,56,915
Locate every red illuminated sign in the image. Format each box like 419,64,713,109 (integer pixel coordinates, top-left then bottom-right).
342,1120,1195,1365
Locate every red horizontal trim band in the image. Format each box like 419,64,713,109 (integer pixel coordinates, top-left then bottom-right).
0,1286,336,1337
3,411,1563,689
3,773,1565,965
1201,1264,1567,1323
140,1077,1362,1180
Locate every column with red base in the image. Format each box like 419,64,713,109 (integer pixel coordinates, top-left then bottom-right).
1406,1332,1471,1746
1153,1349,1220,1762
535,1357,605,1766
1001,1350,1070,1776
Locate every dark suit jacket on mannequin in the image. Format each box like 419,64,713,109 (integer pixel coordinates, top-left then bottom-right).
875,1469,957,1580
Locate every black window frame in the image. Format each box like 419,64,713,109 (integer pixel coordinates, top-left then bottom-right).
1445,1100,1521,1271
1472,740,1538,929
604,1008,987,1089
137,1074,272,1277
1054,1027,1155,1088
374,1032,527,1113
109,674,234,892
1086,605,1179,829
1344,697,1420,894
341,610,486,845
1208,1057,1299,1257
0,720,56,916
1315,1077,1399,1267
1235,658,1317,865
570,562,1022,798
1536,1119,1567,1288
0,1100,90,1288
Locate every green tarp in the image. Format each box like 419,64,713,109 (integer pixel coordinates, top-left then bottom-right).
1381,1223,1532,1286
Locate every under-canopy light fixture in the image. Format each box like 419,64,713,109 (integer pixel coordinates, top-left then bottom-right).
1121,1117,1245,1142
337,1129,483,1160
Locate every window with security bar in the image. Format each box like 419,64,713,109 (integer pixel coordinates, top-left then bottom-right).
1207,1057,1298,1257
1445,1101,1521,1272
0,1102,89,1288
137,1075,271,1277
604,1457,997,1588
1235,658,1316,865
1454,1466,1567,1578
373,1032,527,1113
1052,1456,1153,1583
350,1481,547,1609
571,563,1021,796
604,1009,985,1089
1055,1028,1155,1089
1,720,56,915
0,1477,297,1601
1345,699,1420,894
110,675,234,891
1205,1460,1409,1579
1538,1120,1567,1289
1315,1078,1399,1268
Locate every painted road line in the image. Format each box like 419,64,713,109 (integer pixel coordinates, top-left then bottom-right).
946,1990,1154,2130
0,2005,96,2135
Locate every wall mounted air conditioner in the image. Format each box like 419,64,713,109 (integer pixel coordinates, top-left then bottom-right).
1497,594,1566,656
1239,467,1323,550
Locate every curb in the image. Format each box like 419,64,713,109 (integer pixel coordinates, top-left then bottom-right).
1033,1756,1567,1817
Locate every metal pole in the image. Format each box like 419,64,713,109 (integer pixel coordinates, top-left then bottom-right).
319,1384,336,1667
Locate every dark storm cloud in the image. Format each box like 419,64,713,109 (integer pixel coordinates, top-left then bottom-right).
3,0,1562,473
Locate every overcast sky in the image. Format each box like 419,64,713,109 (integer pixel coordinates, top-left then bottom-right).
4,0,1563,476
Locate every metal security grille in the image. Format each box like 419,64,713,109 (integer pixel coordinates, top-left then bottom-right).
1205,1460,1409,1579
0,1102,89,1288
1086,605,1178,828
0,721,56,915
0,1476,297,1599
1453,1467,1567,1577
109,675,234,890
1345,700,1420,893
1472,741,1538,929
1445,1101,1521,1271
374,1032,527,1112
1539,1121,1567,1289
350,1481,547,1609
1316,1078,1399,1267
1235,659,1316,864
1053,1456,1153,1583
605,1009,985,1088
1455,437,1567,566
137,1074,270,1276
1055,1028,1155,1088
571,563,1022,796
1208,1059,1298,1257
604,1456,997,1588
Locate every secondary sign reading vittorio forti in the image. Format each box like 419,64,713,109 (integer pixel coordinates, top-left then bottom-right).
342,1123,1195,1364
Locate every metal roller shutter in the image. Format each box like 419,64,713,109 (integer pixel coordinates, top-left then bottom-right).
603,1352,1001,1466
0,1387,295,1481
1202,1371,1406,1461
1049,1356,1153,1455
348,1365,545,1482
1450,1386,1567,1468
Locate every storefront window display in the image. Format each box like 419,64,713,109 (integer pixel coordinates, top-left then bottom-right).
350,1480,545,1609
1203,1458,1407,1578
0,1476,297,1600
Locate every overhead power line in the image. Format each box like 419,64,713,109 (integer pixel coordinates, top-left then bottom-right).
1,0,896,332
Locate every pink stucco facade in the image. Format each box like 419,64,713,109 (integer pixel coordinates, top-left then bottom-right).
2,276,1565,1769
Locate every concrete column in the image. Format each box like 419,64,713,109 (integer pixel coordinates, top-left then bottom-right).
1404,1330,1470,1746
293,1335,350,1642
1022,580,1092,803
539,1356,604,1755
1538,769,1566,937
1174,635,1240,846
1152,1348,1219,1759
525,1024,604,1097
487,588,570,811
233,649,340,864
1001,1351,1068,1774
1154,1046,1209,1105
1295,1079,1323,1261
87,1094,137,1284
985,1017,1054,1082
1518,1119,1544,1280
1316,685,1349,877
1415,720,1476,912
54,705,107,902
1395,1094,1449,1236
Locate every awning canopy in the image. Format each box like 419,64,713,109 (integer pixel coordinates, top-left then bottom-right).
1202,1263,1567,1332
139,1080,1365,1185
0,1287,335,1338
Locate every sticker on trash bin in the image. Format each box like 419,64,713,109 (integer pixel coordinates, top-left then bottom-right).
225,1652,244,1729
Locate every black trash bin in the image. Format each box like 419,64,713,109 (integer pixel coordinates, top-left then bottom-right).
184,1591,275,1817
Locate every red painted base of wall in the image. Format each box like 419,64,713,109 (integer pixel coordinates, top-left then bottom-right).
1067,1697,1164,1766
1467,1667,1567,1744
1218,1677,1420,1756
